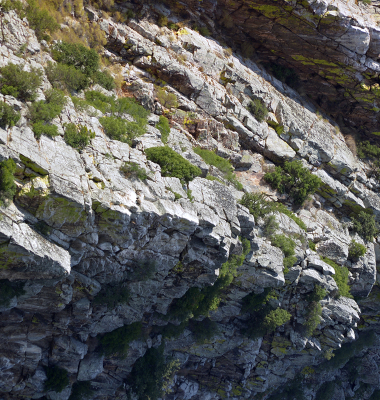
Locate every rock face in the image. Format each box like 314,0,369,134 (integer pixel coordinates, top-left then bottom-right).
0,4,380,400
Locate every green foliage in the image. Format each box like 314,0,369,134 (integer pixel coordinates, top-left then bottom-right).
169,287,204,320
193,147,242,189
44,365,69,393
46,62,89,92
357,140,380,175
283,255,297,270
264,308,291,333
0,0,24,13
308,239,316,251
157,116,170,144
264,62,299,88
270,234,296,257
69,381,93,400
160,321,187,339
189,318,218,343
158,14,168,27
0,158,16,207
0,101,20,129
29,89,67,123
120,162,148,180
64,123,95,151
145,146,201,183
307,285,327,303
304,302,322,336
220,237,251,277
26,0,59,41
99,116,130,143
348,239,366,259
199,26,211,36
264,160,322,205
32,121,59,140
267,377,305,400
247,98,268,122
156,87,178,109
52,41,99,76
128,344,177,400
91,70,115,91
100,321,142,357
0,63,42,101
352,210,377,241
93,284,129,308
273,202,307,231
0,280,25,307
322,257,352,298
264,214,279,236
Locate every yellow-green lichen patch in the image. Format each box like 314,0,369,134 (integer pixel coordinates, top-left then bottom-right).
16,176,50,214
19,154,49,176
248,3,287,18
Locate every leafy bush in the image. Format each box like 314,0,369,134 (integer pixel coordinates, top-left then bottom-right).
52,41,99,76
0,280,25,307
264,308,291,333
157,115,170,144
100,321,142,357
26,0,59,41
322,257,352,298
93,284,129,308
193,147,242,189
247,98,268,122
99,116,130,143
92,70,115,91
270,234,296,257
44,365,69,393
0,158,16,207
348,239,366,259
307,285,327,303
145,146,201,183
69,381,93,400
0,102,20,128
0,63,42,101
304,302,322,336
283,255,297,271
189,318,218,343
128,344,178,400
264,214,279,236
120,162,148,180
32,121,59,140
46,62,89,92
0,0,24,13
156,87,178,109
308,240,316,251
29,89,66,123
264,160,322,205
352,210,377,241
64,123,95,151
357,140,380,179
169,287,204,320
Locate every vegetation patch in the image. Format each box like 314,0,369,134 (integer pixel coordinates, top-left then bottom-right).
0,158,17,207
189,318,218,343
44,365,69,393
321,257,352,298
157,115,170,144
120,162,148,180
303,285,326,336
0,102,20,128
348,239,366,259
156,87,178,109
351,209,377,241
0,63,42,101
64,123,95,151
247,97,268,123
100,321,142,357
146,146,201,183
264,160,322,205
270,234,297,271
26,0,59,41
46,62,89,92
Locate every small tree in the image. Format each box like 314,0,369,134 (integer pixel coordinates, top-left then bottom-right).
263,308,291,333
0,158,16,206
247,97,268,122
348,239,366,259
352,210,377,241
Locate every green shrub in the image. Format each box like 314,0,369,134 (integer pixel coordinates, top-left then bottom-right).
263,214,279,236
0,102,20,128
45,62,89,92
264,160,322,205
128,344,178,400
267,376,305,400
91,70,115,91
273,202,307,231
304,302,322,336
270,234,296,257
0,280,25,307
193,147,242,189
100,321,142,357
52,41,99,76
0,158,16,207
157,115,170,144
64,123,95,151
0,63,42,101
189,318,218,343
283,255,297,270
156,87,178,109
247,98,268,122
0,0,24,13
169,287,204,320
29,89,66,123
32,121,59,140
357,140,380,179
145,146,201,183
68,381,93,400
26,0,59,41
120,162,148,180
322,257,352,298
99,116,130,142
160,321,187,339
308,240,316,251
241,288,277,314
44,365,69,393
352,210,377,241
93,284,129,308
158,14,168,27
307,285,327,303
348,239,366,259
264,308,291,333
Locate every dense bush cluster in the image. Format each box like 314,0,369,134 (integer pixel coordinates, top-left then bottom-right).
303,285,326,336
270,234,297,271
44,365,69,393
0,102,20,129
264,160,322,205
26,0,59,41
351,209,377,241
0,63,42,101
156,115,170,144
193,147,243,189
0,158,16,207
120,162,148,180
64,123,95,151
322,257,352,298
189,318,218,343
146,146,201,183
357,140,380,179
247,97,268,122
348,239,366,259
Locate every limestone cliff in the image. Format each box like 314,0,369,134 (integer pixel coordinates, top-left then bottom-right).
0,2,380,400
